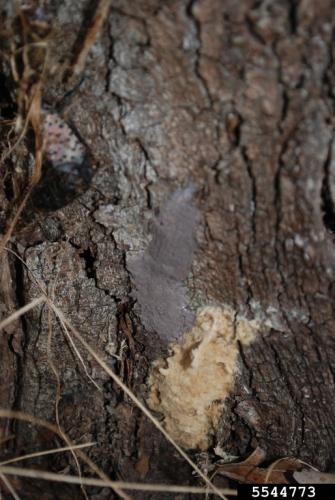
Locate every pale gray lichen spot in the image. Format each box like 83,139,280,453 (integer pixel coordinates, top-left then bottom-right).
128,187,200,341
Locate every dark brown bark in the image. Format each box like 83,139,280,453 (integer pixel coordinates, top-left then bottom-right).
1,0,335,498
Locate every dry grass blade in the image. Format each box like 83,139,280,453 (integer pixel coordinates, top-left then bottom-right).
0,472,20,500
46,309,89,500
1,77,44,164
4,248,47,294
48,301,227,500
0,435,15,446
0,410,129,500
27,83,44,186
0,296,46,331
55,310,102,392
0,466,237,496
0,82,44,258
69,0,111,78
0,191,33,257
0,442,95,466
264,457,319,483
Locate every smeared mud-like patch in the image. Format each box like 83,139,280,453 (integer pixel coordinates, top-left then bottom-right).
148,305,259,450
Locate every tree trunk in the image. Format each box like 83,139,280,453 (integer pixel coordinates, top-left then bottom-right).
1,0,335,498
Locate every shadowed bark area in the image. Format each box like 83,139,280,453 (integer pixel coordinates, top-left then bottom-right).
1,0,335,498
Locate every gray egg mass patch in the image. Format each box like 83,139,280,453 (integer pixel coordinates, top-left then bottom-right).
128,187,200,342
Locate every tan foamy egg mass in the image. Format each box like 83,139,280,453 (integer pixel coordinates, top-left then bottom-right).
42,112,86,165
148,306,260,450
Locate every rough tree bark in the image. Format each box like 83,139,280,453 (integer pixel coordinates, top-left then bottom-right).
1,0,335,498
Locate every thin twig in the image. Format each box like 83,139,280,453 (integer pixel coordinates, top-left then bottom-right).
0,472,20,500
0,442,95,466
0,296,46,331
0,466,237,496
69,0,111,78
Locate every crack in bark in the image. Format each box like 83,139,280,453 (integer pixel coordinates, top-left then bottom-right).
241,146,257,246
80,247,97,280
11,254,28,407
105,17,115,94
6,250,32,449
185,0,213,108
105,14,156,213
267,340,303,448
271,36,302,330
321,139,335,233
245,14,267,45
136,138,155,210
238,253,253,314
288,0,298,35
